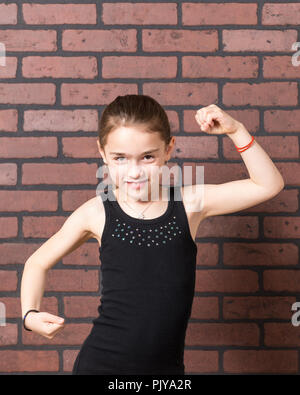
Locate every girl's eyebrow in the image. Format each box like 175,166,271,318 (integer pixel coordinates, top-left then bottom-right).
109,148,160,155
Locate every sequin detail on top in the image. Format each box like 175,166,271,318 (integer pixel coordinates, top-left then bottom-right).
111,216,182,247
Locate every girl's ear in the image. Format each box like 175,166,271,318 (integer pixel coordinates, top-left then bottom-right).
97,140,107,164
165,137,175,161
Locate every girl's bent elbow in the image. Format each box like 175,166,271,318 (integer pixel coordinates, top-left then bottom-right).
24,259,48,273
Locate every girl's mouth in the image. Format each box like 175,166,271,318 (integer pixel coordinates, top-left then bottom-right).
126,180,147,189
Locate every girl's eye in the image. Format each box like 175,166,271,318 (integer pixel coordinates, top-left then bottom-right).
114,157,126,162
144,155,154,160
114,155,154,162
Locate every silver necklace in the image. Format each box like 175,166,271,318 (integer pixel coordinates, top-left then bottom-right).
122,199,154,219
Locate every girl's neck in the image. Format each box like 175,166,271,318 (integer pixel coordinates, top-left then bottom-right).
114,184,168,206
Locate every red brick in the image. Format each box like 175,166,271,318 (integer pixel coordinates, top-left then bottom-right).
0,57,17,78
223,82,298,106
0,270,18,291
166,110,180,134
23,109,98,132
186,323,259,346
245,189,298,213
0,163,17,184
264,217,300,238
275,163,300,186
0,350,59,372
45,269,99,292
62,242,100,266
61,83,137,105
0,243,44,264
196,216,259,239
23,216,66,238
23,323,93,345
0,137,57,158
0,217,18,238
264,270,300,292
64,296,99,317
262,4,300,25
184,350,219,373
0,83,55,104
22,56,98,79
223,296,296,320
195,243,219,267
102,56,177,78
62,137,99,158
0,191,57,211
185,109,260,134
62,29,137,52
195,269,259,293
224,350,298,373
22,163,98,185
23,4,96,25
0,324,18,345
62,189,96,211
102,3,177,25
265,323,300,347
143,82,217,106
264,109,300,132
63,349,78,372
143,29,218,52
0,4,17,24
190,296,219,319
173,136,218,159
223,29,297,51
263,56,300,79
0,109,18,132
0,30,57,51
182,162,253,185
183,56,258,79
182,3,257,25
223,242,298,266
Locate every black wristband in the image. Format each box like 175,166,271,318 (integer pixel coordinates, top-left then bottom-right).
23,309,39,331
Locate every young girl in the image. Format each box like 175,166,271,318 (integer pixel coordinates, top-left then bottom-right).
20,95,284,375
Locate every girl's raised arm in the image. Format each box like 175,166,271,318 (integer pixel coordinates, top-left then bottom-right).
194,104,285,219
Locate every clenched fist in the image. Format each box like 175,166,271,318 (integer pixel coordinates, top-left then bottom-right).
24,311,65,339
195,104,242,135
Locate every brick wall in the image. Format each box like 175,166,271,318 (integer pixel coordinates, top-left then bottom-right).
0,1,299,375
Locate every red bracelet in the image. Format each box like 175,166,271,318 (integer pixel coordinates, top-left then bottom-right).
234,135,255,153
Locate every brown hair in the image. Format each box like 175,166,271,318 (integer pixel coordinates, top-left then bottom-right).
98,94,172,151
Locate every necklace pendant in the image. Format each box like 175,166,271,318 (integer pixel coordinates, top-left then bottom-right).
139,213,145,219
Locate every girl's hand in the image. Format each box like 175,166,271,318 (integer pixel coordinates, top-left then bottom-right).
24,311,65,339
195,104,241,135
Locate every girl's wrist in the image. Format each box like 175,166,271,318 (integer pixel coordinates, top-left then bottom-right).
23,309,39,331
227,123,255,153
228,123,252,144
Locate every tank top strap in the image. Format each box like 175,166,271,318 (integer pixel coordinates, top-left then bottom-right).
97,186,113,242
173,184,198,251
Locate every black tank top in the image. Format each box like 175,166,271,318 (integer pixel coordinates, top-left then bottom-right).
82,184,197,374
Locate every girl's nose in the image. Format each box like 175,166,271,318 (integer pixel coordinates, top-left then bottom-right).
127,164,143,178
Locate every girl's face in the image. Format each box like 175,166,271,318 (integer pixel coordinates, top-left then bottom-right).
97,125,175,200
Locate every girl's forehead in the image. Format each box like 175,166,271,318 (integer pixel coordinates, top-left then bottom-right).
106,128,165,150
108,125,161,139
